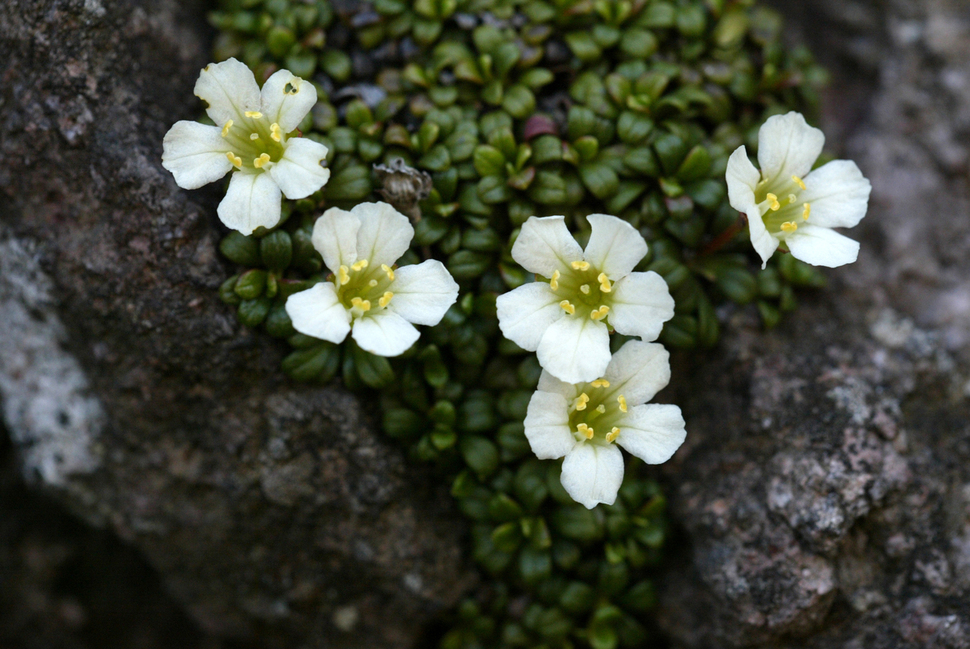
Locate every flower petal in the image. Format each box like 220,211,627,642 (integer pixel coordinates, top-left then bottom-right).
511,215,584,278
161,121,233,189
388,260,459,326
748,210,780,270
756,111,824,181
285,282,351,344
582,213,648,279
537,370,578,402
523,391,576,460
608,271,675,342
727,146,778,268
267,138,330,200
194,58,260,127
353,202,414,268
351,310,419,357
217,171,282,235
601,340,671,407
496,282,563,352
560,443,624,509
801,160,871,229
615,404,686,464
536,315,611,384
260,69,317,133
312,207,360,272
784,224,860,268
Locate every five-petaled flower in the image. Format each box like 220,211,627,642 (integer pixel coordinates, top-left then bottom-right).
496,214,674,384
726,111,871,269
285,202,459,357
162,58,330,235
524,340,686,509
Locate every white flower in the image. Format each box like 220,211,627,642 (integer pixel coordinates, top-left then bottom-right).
285,202,459,357
495,214,674,384
726,111,871,269
162,58,330,235
524,340,686,509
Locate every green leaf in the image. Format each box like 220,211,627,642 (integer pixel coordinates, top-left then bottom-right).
281,342,339,382
353,344,395,388
259,230,292,271
219,232,260,266
473,145,507,177
460,436,500,478
579,162,619,199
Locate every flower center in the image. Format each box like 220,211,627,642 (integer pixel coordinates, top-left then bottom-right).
332,260,396,316
549,260,615,323
567,378,627,446
754,174,812,236
220,112,286,172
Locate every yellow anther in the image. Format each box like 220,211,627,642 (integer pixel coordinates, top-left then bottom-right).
379,291,394,308
781,221,798,233
590,305,610,321
560,300,576,315
595,404,606,414
244,111,263,118
549,270,560,291
381,264,395,281
617,395,627,413
803,203,811,220
351,259,369,271
597,273,611,293
591,379,610,388
571,260,590,271
580,284,590,294
221,119,233,137
351,297,371,311
577,423,594,439
791,175,806,190
270,122,282,143
250,133,260,140
605,427,620,443
368,279,378,287
573,393,589,411
766,193,781,211
226,152,242,169
787,194,797,204
338,265,350,286
253,153,271,168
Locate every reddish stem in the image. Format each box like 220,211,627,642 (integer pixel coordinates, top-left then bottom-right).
699,212,748,257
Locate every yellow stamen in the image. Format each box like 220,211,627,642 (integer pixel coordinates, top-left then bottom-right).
766,193,781,211
605,427,620,443
571,260,590,271
351,259,369,271
590,305,610,321
791,175,806,191
803,203,811,220
368,279,378,287
549,270,560,291
381,264,395,281
591,379,610,388
351,297,371,311
250,133,260,141
226,152,242,169
595,404,606,414
379,291,394,308
781,221,798,233
787,194,797,204
560,300,575,315
598,273,611,293
253,153,271,168
338,265,350,286
617,395,627,413
270,122,282,143
221,120,233,137
577,423,594,439
573,393,589,411
245,111,263,118
580,284,590,294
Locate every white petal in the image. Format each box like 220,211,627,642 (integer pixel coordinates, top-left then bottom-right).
608,271,675,342
312,207,360,272
537,370,578,402
353,202,414,268
387,260,459,326
560,443,624,509
582,213,648,279
602,340,671,407
161,121,233,189
217,171,282,235
748,210,780,270
511,215,584,278
800,160,871,229
726,146,778,268
194,58,260,126
267,138,330,200
536,315,611,384
496,282,563,352
260,69,317,134
615,404,686,464
523,391,576,460
757,111,824,181
285,282,351,344
351,310,420,357
784,224,860,268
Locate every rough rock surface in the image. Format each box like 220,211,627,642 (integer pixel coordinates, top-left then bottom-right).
659,0,970,646
0,1,469,647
